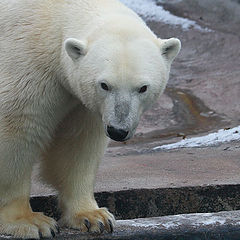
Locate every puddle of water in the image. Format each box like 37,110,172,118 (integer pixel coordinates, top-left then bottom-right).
109,87,225,148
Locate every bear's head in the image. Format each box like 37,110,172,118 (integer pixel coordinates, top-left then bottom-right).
63,26,180,142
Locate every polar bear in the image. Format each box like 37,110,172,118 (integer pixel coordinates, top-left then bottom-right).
0,0,181,239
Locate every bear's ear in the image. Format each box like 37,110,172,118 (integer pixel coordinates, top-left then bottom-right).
64,38,88,60
159,38,181,62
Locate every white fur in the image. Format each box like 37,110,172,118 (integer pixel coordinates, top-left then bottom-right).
0,0,180,238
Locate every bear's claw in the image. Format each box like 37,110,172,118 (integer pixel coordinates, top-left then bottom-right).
51,228,56,238
38,231,43,238
98,221,105,233
108,219,114,233
84,219,91,231
56,225,61,234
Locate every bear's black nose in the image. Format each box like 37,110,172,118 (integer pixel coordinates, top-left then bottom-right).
107,126,129,142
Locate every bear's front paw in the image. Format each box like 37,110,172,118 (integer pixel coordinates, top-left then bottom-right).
0,198,59,239
59,207,115,234
0,212,59,239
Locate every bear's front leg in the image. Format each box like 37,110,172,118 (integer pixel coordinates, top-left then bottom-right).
0,138,58,239
41,106,115,233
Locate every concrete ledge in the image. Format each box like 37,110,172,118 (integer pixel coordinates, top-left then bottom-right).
30,184,240,220
40,211,240,240
2,211,240,239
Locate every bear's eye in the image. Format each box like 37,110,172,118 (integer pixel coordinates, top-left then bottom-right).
101,83,109,91
139,85,148,93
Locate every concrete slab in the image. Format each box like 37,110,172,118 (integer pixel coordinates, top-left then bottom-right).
97,142,240,192
2,211,240,240
52,210,240,239
32,141,240,196
28,184,240,221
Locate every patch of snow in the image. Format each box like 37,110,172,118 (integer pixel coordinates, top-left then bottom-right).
118,214,227,230
153,126,240,150
158,0,183,3
120,0,210,31
196,213,213,217
200,218,226,226
191,215,226,226
119,219,157,228
0,236,11,239
162,215,226,228
161,222,180,229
